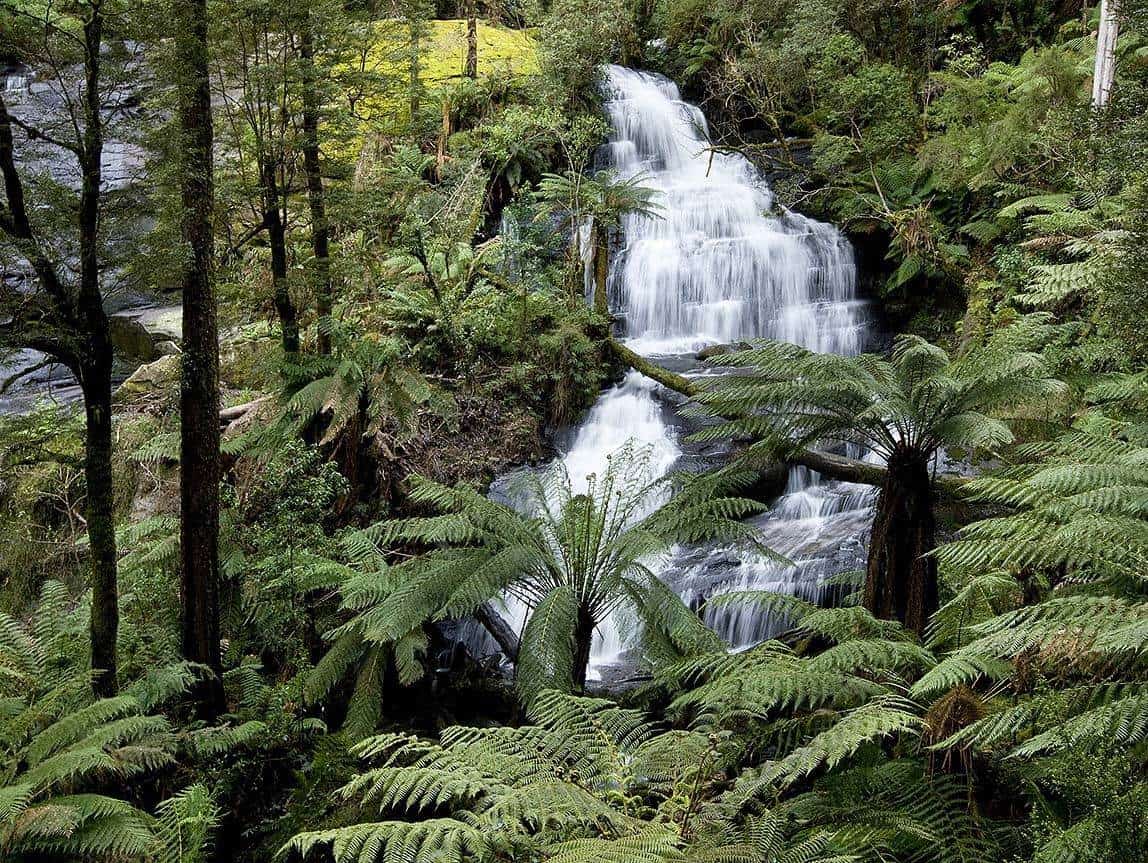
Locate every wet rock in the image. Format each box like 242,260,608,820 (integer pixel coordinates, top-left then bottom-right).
696,341,752,361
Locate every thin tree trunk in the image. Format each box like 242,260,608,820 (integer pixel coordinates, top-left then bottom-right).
408,18,421,123
77,6,119,697
572,606,595,692
1092,0,1120,108
436,97,451,180
863,446,938,636
465,0,478,79
175,0,226,717
262,158,299,355
593,222,609,316
299,18,332,356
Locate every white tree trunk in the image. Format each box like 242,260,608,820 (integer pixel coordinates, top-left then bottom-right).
1092,0,1120,108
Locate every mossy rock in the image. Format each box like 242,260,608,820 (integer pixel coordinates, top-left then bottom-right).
114,354,181,403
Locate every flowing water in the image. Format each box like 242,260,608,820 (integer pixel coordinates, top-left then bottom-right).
552,66,876,670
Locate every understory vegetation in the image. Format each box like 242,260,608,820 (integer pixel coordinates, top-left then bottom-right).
2,1,1147,861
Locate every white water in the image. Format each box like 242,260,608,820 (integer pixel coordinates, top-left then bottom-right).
556,66,875,666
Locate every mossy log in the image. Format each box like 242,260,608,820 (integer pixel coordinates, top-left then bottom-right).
607,339,970,501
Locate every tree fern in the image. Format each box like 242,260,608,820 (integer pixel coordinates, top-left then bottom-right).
307,443,759,722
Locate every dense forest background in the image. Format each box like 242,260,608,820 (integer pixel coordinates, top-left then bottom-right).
1,0,1147,860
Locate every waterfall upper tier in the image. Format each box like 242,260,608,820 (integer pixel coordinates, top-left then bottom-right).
601,65,865,356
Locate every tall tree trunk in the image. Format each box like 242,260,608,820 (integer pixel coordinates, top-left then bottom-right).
262,158,299,356
81,365,118,696
465,0,478,79
592,221,609,316
175,0,226,717
1092,0,1120,108
299,18,333,356
572,606,595,692
78,6,118,697
863,446,938,636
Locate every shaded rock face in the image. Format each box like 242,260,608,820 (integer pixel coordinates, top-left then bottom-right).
108,306,183,361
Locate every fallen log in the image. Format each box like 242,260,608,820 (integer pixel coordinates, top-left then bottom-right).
475,602,519,662
218,396,270,424
607,339,970,500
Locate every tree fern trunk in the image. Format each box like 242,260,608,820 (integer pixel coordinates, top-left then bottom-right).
863,446,937,636
593,222,609,316
573,606,595,691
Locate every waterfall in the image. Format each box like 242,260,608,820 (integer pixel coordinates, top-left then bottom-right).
555,65,874,666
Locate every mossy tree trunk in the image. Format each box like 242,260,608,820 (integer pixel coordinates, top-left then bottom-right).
77,7,119,697
464,0,478,79
175,0,226,718
863,445,938,636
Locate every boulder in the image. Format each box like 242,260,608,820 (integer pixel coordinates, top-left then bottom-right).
114,354,180,402
108,314,158,361
108,305,183,362
696,341,752,361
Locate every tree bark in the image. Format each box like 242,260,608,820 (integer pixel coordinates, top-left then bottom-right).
82,366,119,697
475,602,519,661
261,158,299,356
408,17,422,123
1092,0,1120,108
572,605,595,692
78,6,119,697
863,445,938,635
464,0,478,79
592,222,609,316
175,0,226,717
299,17,333,356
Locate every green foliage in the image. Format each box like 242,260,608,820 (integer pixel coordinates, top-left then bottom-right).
692,317,1065,465
271,327,437,451
286,690,859,863
0,584,232,862
539,0,640,107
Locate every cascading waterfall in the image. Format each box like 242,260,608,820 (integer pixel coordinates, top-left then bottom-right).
555,65,875,667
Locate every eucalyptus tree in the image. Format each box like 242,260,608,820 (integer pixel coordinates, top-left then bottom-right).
0,0,145,695
694,318,1065,634
535,169,661,312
